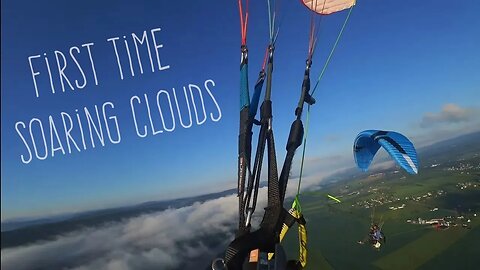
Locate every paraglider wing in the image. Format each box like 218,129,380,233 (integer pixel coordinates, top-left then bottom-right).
301,0,356,15
353,130,419,175
353,131,382,172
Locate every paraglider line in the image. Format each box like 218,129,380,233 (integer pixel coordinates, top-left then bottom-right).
312,4,354,95
267,0,282,46
295,4,354,198
262,46,269,70
308,0,327,59
238,0,249,45
267,0,273,42
296,105,311,195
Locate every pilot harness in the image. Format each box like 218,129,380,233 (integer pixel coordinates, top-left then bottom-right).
214,1,354,269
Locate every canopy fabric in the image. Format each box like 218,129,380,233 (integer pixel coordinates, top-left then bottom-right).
302,0,356,15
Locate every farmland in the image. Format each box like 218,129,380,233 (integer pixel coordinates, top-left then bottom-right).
282,153,480,269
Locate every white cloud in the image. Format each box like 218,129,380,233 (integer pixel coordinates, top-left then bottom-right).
420,103,476,128
1,195,239,270
405,103,480,147
0,169,336,270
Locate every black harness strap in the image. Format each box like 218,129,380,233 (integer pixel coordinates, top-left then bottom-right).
225,46,285,270
279,59,315,204
238,45,250,235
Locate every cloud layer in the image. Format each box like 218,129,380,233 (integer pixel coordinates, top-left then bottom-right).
1,181,300,270
411,103,480,147
420,103,476,128
1,195,240,270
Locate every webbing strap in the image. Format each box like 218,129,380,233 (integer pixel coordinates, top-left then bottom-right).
243,71,266,223
262,118,281,231
238,105,250,234
249,71,266,118
225,227,275,270
268,199,307,267
238,47,250,234
279,60,313,204
225,118,283,269
237,0,251,235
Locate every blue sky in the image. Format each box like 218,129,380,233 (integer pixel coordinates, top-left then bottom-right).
2,0,479,220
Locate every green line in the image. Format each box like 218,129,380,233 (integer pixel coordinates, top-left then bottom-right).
312,5,354,96
296,5,355,197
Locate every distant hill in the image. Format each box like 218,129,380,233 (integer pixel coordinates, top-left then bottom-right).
417,131,480,165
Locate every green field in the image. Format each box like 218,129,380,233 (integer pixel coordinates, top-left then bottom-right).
281,158,480,269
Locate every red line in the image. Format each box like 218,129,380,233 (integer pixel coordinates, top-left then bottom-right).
244,13,248,44
244,0,249,44
262,46,269,70
238,0,249,45
238,0,244,44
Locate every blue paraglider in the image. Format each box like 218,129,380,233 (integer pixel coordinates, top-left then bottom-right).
353,130,419,174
